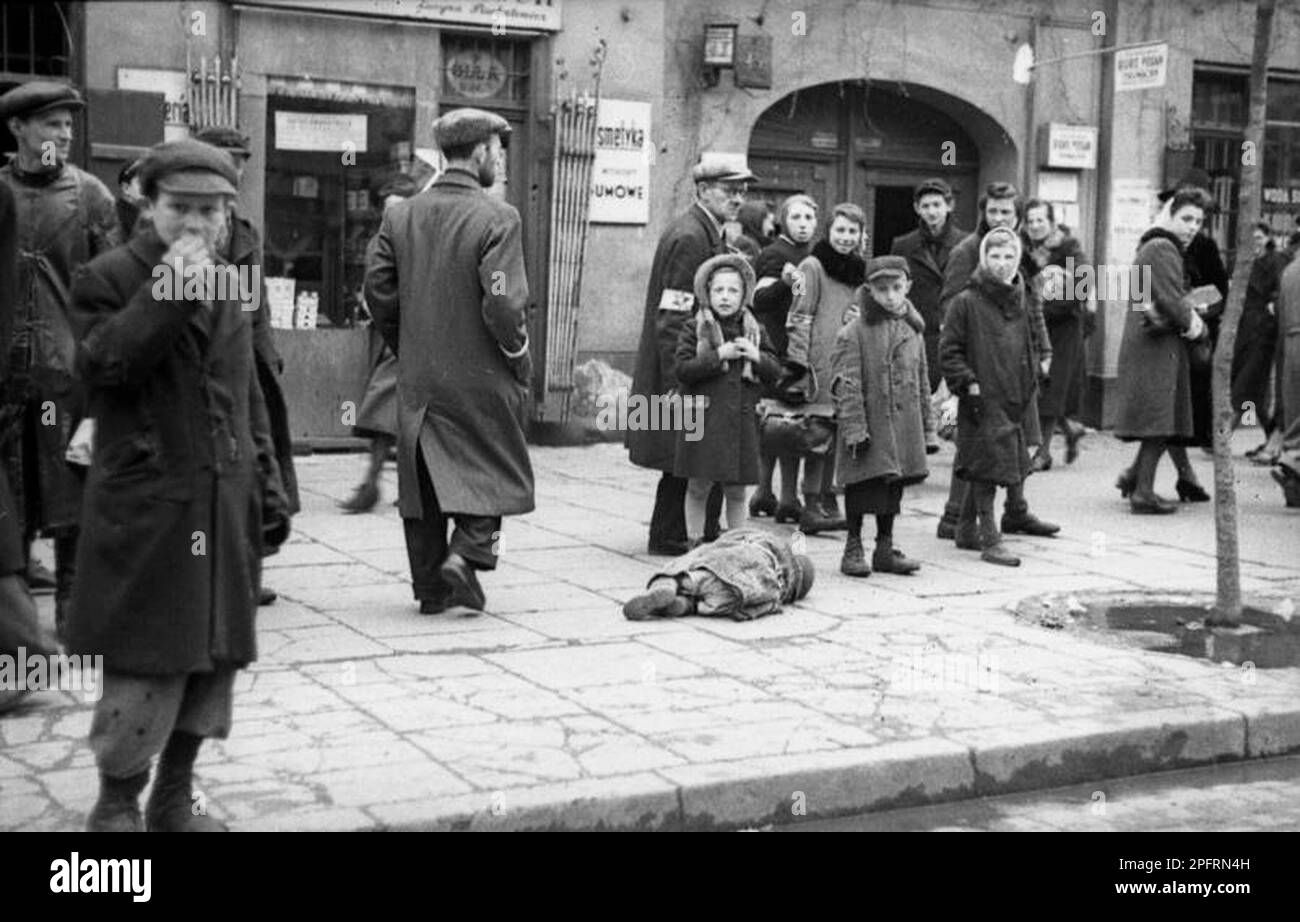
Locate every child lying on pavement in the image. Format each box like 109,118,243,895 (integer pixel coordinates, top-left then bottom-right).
623,526,814,622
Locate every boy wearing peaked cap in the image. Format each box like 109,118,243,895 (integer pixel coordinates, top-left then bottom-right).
67,137,288,831
831,256,937,578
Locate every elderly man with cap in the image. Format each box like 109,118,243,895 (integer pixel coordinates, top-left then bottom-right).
0,81,119,640
627,152,756,555
366,107,533,615
66,137,289,831
890,178,966,393
194,125,300,605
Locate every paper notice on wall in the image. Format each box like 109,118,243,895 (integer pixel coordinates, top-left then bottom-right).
1100,178,1158,377
274,111,368,152
590,99,651,225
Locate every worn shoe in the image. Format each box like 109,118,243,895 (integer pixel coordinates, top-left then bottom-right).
1029,452,1052,473
774,500,804,524
1000,513,1060,537
1175,478,1210,502
87,770,150,832
800,507,840,535
873,543,920,575
25,559,55,595
936,518,957,541
1064,421,1085,464
1130,493,1179,515
980,542,1021,567
819,495,847,530
1115,469,1138,499
954,522,982,551
146,733,228,832
338,482,380,514
748,492,778,518
439,553,487,612
839,534,871,578
258,586,277,606
647,539,691,556
1271,468,1300,508
623,584,691,621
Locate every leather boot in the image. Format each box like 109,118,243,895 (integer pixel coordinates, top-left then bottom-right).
87,769,150,832
748,491,778,518
975,483,1020,566
840,533,871,577
145,732,228,832
774,499,803,524
799,494,837,534
873,539,920,575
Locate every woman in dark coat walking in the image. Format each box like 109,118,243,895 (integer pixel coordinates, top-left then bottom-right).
748,193,819,519
674,253,780,544
1112,188,1214,513
939,228,1039,567
1023,200,1089,469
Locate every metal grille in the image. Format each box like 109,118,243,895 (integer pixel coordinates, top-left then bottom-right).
440,33,530,110
0,2,70,78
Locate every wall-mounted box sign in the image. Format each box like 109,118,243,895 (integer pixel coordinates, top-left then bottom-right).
735,35,773,89
274,111,368,152
1039,123,1098,170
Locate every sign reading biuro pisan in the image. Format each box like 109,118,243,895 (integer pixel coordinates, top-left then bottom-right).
590,99,651,225
246,0,562,31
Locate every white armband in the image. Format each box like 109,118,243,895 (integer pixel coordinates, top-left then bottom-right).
658,289,695,313
500,333,529,359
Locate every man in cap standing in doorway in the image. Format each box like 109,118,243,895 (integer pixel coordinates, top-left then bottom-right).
366,107,534,615
68,138,288,830
627,152,754,555
0,81,119,641
194,125,299,605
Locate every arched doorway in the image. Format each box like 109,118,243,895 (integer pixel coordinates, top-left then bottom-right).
747,81,989,253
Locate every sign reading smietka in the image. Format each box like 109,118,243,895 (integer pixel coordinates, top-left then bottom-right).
590,99,651,225
1115,42,1168,92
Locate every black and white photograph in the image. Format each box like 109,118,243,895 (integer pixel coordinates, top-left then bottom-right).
2,0,1299,867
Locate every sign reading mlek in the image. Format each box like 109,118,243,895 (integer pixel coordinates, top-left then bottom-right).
1115,42,1168,91
246,0,562,31
274,111,368,152
590,99,651,225
117,68,189,141
1039,123,1098,170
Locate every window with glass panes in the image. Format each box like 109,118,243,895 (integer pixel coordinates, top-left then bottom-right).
440,33,531,113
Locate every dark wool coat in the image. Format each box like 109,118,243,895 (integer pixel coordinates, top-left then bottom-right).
940,268,1039,486
751,235,811,359
1025,229,1088,418
366,168,535,517
227,210,299,515
66,227,287,675
673,309,780,484
0,162,118,536
1274,254,1300,435
785,242,865,412
1231,248,1285,416
831,296,934,487
1183,232,1230,447
0,182,19,575
628,203,727,471
891,219,965,390
1113,228,1202,441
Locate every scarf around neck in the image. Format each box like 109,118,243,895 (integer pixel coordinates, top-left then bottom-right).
812,238,866,288
696,306,762,381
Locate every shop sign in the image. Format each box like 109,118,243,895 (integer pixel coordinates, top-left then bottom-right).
445,49,508,99
590,99,651,225
810,132,839,150
274,111,368,152
1263,186,1300,208
247,0,562,32
1040,123,1097,170
117,67,189,141
1115,43,1168,92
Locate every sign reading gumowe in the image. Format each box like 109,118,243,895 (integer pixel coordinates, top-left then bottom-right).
247,0,563,32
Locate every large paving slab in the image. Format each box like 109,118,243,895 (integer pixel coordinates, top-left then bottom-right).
4,430,1299,831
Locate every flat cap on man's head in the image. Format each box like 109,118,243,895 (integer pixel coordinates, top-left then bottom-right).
193,125,252,157
433,108,511,153
693,151,758,184
138,138,239,199
0,81,84,121
914,177,953,201
865,255,911,282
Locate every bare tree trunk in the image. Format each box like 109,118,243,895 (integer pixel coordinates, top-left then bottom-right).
1210,0,1275,626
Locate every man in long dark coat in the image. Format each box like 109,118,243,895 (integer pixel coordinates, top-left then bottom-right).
0,82,118,638
366,108,533,615
195,126,300,605
627,153,752,555
1274,246,1300,507
68,139,288,831
890,177,965,392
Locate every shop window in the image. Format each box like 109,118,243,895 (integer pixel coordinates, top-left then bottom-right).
262,78,415,330
0,2,70,78
441,33,531,111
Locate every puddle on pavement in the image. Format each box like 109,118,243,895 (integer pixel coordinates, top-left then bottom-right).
1085,604,1300,668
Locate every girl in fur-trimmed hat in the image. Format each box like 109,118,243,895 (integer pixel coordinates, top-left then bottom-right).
673,253,781,546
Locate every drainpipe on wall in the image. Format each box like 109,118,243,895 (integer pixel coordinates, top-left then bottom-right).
1022,15,1039,196
1089,0,1120,429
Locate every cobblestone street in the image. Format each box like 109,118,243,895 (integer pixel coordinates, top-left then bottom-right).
4,430,1299,831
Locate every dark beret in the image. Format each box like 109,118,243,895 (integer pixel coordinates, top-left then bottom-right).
865,255,911,281
138,138,239,199
433,107,511,152
0,81,84,121
193,125,251,156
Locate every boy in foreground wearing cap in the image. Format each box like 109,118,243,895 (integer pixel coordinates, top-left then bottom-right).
67,138,288,831
832,256,938,577
623,526,814,622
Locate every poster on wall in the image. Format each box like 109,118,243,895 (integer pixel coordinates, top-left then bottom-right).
274,111,368,152
590,99,651,225
117,67,189,141
1101,177,1158,377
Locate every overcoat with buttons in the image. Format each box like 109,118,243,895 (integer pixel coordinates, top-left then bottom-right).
65,226,287,675
831,296,934,487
